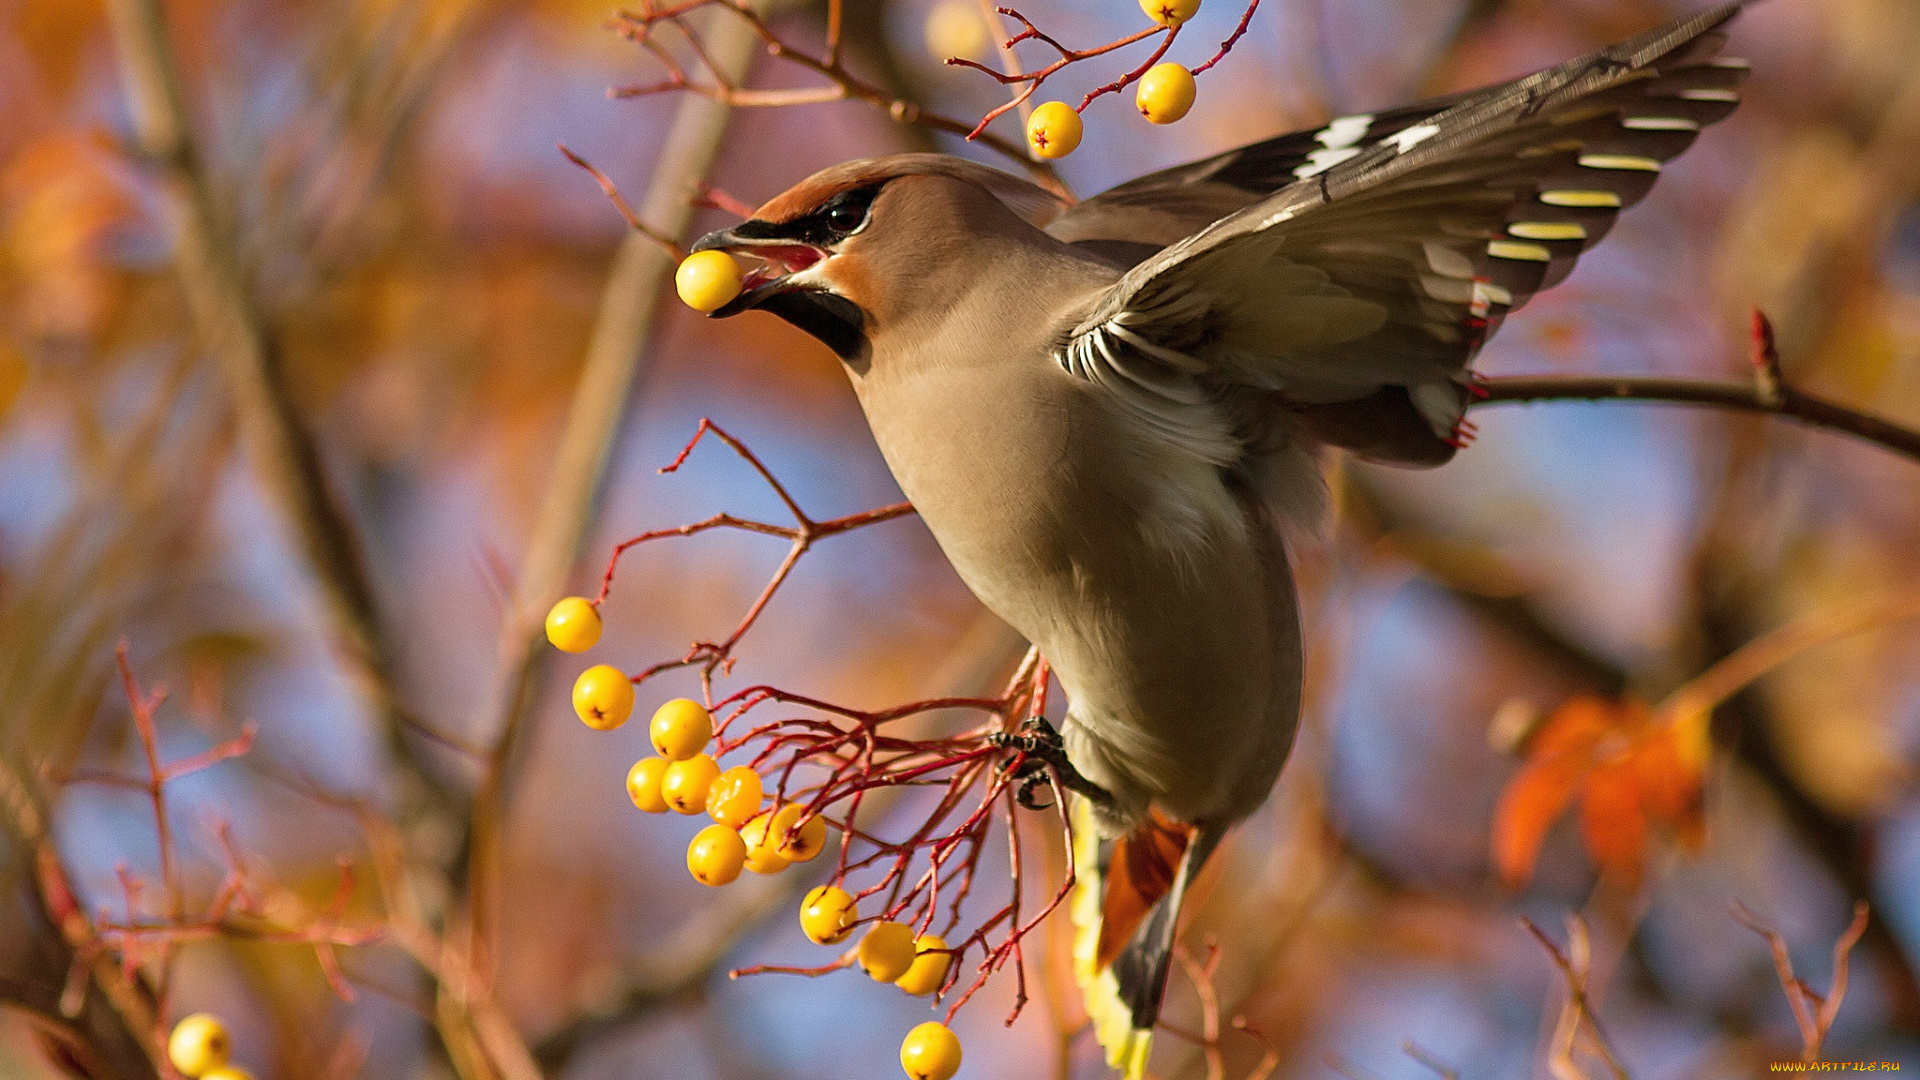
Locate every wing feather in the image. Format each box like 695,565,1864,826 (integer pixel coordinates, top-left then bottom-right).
1054,3,1751,471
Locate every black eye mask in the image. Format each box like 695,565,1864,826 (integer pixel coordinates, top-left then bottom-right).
730,183,884,247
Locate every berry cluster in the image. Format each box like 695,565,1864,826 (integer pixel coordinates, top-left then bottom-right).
534,420,1083,1079
551,600,985,1078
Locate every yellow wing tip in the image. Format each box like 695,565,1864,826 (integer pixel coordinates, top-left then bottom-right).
1112,1027,1154,1078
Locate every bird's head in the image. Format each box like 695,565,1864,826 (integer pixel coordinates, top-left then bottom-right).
690,154,1064,363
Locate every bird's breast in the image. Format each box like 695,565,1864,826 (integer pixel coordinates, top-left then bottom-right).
848,354,1300,828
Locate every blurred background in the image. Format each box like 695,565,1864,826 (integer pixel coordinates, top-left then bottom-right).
1,0,1918,1077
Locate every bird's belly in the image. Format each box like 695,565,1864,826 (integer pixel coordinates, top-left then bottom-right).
853,364,1300,828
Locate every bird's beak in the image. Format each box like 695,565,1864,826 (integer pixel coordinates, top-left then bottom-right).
690,227,830,318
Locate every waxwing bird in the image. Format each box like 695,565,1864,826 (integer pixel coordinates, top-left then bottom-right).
692,4,1751,1074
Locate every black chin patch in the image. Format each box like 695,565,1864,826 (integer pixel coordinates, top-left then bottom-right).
758,291,868,363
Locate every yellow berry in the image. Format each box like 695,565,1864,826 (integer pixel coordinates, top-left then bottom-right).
924,0,991,62
626,757,669,813
544,596,601,653
1136,62,1196,124
1139,0,1199,27
1026,102,1083,160
661,753,720,814
572,665,634,730
687,823,747,886
858,921,918,983
900,1021,963,1080
739,813,793,875
650,698,713,761
676,250,743,312
167,1013,231,1077
707,766,764,828
771,802,829,862
894,934,953,997
799,884,858,945
201,1069,254,1080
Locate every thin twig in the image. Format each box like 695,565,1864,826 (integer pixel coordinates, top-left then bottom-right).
559,144,684,259
1730,900,1872,1061
611,0,1065,195
1657,588,1920,731
1403,1040,1461,1080
1524,916,1631,1080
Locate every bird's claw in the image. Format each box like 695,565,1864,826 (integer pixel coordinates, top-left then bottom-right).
989,717,1114,813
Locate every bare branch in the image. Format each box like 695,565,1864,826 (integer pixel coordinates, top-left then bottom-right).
1731,900,1872,1061
1472,314,1920,463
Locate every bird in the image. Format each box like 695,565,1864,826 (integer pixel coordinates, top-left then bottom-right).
689,4,1750,1074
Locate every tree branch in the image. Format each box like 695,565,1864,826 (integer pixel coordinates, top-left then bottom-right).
1472,375,1920,463
103,0,457,810
459,1,765,1003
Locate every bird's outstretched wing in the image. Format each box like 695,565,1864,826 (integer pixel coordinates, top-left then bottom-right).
1056,3,1750,468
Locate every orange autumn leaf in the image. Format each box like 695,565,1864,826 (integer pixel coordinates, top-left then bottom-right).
1491,696,1614,887
1492,696,1705,889
1580,753,1651,887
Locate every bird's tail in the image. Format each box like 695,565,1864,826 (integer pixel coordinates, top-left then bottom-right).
1070,797,1225,1079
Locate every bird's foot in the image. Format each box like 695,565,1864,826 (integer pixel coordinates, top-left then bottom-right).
989,717,1115,813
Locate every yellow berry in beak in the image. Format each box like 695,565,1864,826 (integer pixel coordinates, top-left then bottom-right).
544,596,601,653
1136,63,1196,124
676,249,744,312
899,1022,963,1080
1139,0,1200,27
1026,101,1083,160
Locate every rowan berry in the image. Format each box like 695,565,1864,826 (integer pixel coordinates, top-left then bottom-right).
167,1013,230,1077
770,802,828,862
858,921,918,983
739,813,792,875
650,698,712,760
1136,63,1196,124
1139,0,1199,27
687,823,747,886
676,250,743,312
924,0,990,62
626,757,669,813
894,934,952,997
572,665,633,730
1026,102,1083,160
544,596,601,653
661,753,720,815
707,766,763,828
900,1022,963,1080
799,884,858,945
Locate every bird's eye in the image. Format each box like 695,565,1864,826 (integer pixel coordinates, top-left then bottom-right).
825,200,867,234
